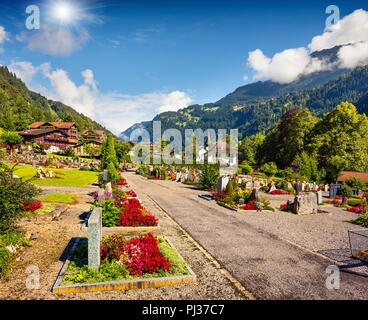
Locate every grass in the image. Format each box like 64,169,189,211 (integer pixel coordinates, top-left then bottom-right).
61,237,190,285
0,229,31,279
348,212,368,228
13,165,99,187
24,203,57,216
38,193,76,204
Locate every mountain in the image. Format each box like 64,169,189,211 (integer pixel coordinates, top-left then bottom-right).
120,45,358,140
0,66,113,135
119,121,150,141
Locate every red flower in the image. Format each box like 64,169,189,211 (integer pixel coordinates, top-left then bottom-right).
22,200,42,212
271,190,290,195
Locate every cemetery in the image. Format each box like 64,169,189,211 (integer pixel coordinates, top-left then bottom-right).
1,131,368,299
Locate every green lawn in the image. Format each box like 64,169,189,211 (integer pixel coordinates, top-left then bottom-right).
38,193,76,204
13,166,99,187
33,203,57,215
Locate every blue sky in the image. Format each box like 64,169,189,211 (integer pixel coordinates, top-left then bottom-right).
0,0,367,133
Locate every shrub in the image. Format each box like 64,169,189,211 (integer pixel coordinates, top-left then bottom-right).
96,199,121,227
340,183,353,198
160,169,167,180
345,177,366,191
0,165,41,232
238,163,252,175
199,164,219,190
260,162,278,177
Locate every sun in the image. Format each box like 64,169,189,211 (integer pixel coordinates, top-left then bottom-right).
53,2,74,23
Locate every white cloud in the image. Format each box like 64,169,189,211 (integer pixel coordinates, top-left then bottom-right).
158,91,193,113
42,67,97,119
0,26,9,44
247,9,368,84
338,41,368,69
8,61,50,85
248,47,331,84
309,9,368,52
16,24,89,56
8,60,192,134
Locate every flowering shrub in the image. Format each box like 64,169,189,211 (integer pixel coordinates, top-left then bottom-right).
241,202,257,210
126,190,137,197
22,200,42,212
270,190,290,195
280,203,288,209
116,197,158,227
115,179,127,186
100,233,171,275
347,206,367,213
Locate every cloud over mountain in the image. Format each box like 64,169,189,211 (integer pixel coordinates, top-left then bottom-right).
247,9,368,84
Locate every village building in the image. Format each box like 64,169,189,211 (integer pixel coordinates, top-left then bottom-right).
18,122,79,152
73,130,107,157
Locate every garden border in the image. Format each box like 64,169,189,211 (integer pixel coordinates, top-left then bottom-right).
51,236,196,294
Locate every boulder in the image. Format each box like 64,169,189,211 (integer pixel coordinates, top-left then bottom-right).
293,192,318,215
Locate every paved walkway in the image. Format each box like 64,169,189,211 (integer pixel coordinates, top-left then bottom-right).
124,171,368,300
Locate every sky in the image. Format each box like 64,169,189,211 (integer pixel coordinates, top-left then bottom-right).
0,0,367,134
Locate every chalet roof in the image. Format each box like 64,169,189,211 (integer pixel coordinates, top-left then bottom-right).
82,129,105,136
338,171,368,184
27,122,77,130
18,128,65,136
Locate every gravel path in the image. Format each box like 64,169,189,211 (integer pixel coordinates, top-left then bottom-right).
124,172,368,300
0,184,246,300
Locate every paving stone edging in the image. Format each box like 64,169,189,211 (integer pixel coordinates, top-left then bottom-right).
51,236,196,294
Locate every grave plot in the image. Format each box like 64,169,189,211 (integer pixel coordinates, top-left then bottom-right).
212,176,275,212
52,208,195,293
84,182,160,233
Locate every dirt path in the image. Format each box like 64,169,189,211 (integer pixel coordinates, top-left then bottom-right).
0,185,246,300
124,172,368,300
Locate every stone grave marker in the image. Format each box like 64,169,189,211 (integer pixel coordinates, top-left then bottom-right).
88,207,102,270
316,190,323,205
217,176,229,193
293,193,318,215
97,188,105,203
103,169,108,182
105,182,112,195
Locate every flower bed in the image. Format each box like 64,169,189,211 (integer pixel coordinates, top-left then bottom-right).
270,190,290,195
52,235,196,293
93,194,160,233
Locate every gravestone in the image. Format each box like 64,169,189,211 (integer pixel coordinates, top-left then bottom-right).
88,207,102,270
287,182,293,189
97,188,105,203
245,181,253,189
105,182,112,195
103,169,108,182
249,188,259,202
324,184,329,192
293,193,318,215
316,190,323,205
329,184,341,198
269,183,276,193
217,176,229,193
253,181,261,189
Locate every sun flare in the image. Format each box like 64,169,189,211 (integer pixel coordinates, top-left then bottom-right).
53,2,74,22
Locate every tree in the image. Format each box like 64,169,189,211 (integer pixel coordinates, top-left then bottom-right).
1,131,23,153
114,140,131,163
294,151,325,183
199,164,219,190
239,133,265,165
101,134,118,170
308,102,368,182
260,162,278,177
340,183,352,205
